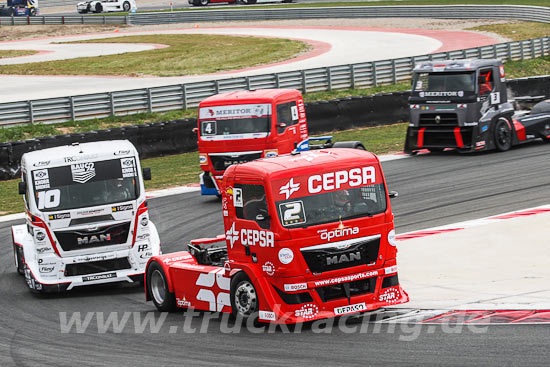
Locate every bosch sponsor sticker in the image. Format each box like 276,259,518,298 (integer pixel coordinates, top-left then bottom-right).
82,272,117,282
379,287,401,304
334,302,367,316
71,162,96,184
262,261,275,276
278,248,294,264
279,201,306,226
112,204,133,212
120,158,136,178
33,169,50,190
48,212,70,220
295,304,319,320
259,311,276,321
284,283,307,292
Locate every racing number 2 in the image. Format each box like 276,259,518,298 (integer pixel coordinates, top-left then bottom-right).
37,189,60,210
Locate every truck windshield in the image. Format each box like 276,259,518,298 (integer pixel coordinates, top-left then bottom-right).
199,103,271,140
276,184,387,228
413,72,475,92
31,157,139,212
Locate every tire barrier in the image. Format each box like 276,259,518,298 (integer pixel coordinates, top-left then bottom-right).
1,75,549,180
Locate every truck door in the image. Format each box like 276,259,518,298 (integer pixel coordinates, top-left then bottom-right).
276,101,300,154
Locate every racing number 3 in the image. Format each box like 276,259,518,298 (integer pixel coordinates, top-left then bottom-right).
37,189,60,210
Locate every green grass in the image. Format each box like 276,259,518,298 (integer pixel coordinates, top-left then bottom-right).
0,122,408,215
98,0,550,15
0,50,38,59
0,34,308,77
467,22,549,41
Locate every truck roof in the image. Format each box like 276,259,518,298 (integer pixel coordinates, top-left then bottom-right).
199,89,301,107
413,58,502,72
230,148,380,181
21,140,138,169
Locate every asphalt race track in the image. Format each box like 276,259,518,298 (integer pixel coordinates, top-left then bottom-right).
1,142,549,366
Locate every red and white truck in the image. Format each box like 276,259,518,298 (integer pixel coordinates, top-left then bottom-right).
145,148,407,324
197,89,365,196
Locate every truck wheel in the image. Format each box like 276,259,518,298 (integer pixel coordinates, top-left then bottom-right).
122,1,131,11
146,262,176,312
331,141,366,150
9,8,15,16
231,272,259,322
29,7,36,16
494,117,512,152
199,0,208,5
13,244,24,276
95,3,103,12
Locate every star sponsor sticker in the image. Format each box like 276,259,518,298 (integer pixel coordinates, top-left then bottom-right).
225,223,239,249
279,178,300,199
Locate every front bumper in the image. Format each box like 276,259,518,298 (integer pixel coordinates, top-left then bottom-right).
257,265,408,324
25,247,158,292
199,171,222,196
404,125,488,153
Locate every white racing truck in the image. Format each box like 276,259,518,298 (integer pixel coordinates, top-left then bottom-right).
11,140,160,293
77,0,136,13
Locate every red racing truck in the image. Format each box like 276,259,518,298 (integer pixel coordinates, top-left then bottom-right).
145,148,407,324
197,89,364,196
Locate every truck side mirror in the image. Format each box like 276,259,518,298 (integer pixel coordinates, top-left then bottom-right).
192,127,198,134
278,123,287,129
389,191,398,198
18,181,26,195
142,168,152,181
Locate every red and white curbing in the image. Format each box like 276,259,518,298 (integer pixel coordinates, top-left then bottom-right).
396,204,550,242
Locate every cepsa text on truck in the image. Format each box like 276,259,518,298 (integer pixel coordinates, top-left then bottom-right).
196,89,365,196
145,148,407,324
12,140,161,293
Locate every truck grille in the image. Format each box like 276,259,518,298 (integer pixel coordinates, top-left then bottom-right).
419,113,458,128
209,152,262,171
65,258,132,276
316,277,377,302
301,236,380,274
54,222,131,252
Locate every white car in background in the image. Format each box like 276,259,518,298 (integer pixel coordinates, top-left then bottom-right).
77,0,136,13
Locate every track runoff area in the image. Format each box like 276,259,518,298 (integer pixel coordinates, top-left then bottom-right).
4,152,548,326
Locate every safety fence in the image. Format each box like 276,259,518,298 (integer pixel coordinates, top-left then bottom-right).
1,4,550,25
0,35,548,127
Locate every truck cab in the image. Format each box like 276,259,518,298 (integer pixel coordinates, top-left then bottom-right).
405,59,513,153
145,149,407,324
197,89,309,196
12,140,161,293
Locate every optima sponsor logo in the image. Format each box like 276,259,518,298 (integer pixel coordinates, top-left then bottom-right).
77,233,111,246
319,227,359,242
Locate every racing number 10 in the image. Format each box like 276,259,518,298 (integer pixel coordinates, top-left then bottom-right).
37,189,60,210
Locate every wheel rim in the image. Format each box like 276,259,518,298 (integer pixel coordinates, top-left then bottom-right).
496,120,511,147
124,2,130,11
150,269,167,305
200,0,207,4
234,281,257,316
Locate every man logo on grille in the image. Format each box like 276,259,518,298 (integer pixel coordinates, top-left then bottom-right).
71,163,96,184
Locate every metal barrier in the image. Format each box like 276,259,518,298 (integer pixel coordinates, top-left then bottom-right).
1,4,549,26
0,35,548,127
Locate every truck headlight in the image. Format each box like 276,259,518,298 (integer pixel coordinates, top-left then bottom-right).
388,229,397,247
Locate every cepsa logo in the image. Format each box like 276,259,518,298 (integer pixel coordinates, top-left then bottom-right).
225,223,274,248
309,167,376,194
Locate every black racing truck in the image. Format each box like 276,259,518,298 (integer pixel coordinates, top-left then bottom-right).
404,59,550,154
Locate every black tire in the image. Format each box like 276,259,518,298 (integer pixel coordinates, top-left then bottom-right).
9,8,15,16
230,272,259,322
332,141,366,150
494,117,513,152
28,7,36,16
13,244,24,276
243,0,257,3
199,0,208,5
95,3,103,13
146,262,177,312
122,1,131,11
